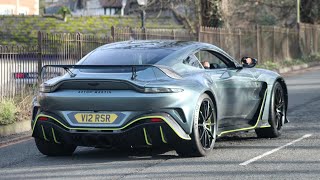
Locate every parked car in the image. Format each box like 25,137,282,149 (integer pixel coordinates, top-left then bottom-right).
31,40,288,157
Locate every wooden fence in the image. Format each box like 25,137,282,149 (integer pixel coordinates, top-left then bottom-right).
0,24,319,97
199,24,320,64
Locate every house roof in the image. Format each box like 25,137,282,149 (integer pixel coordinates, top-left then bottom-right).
99,0,123,8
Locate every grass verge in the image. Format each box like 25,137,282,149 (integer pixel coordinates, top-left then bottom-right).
256,54,320,70
0,93,33,125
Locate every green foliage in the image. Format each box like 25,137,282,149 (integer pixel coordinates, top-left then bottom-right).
0,99,17,125
12,94,34,123
190,0,224,27
57,6,71,16
203,0,223,27
257,14,277,26
301,0,320,24
281,59,303,66
0,16,182,45
256,53,320,70
302,53,320,62
39,0,46,15
256,60,278,70
57,6,72,22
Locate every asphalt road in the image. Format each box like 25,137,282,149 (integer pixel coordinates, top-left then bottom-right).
1,67,320,180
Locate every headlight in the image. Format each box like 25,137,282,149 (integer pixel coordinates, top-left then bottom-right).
39,83,53,93
143,87,184,93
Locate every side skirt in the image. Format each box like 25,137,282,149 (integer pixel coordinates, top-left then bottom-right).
217,87,268,137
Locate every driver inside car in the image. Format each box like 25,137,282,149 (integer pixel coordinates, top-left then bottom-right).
201,61,210,69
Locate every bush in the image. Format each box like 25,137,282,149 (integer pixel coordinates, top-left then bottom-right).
256,60,278,70
0,99,17,125
14,94,33,123
257,53,320,70
257,14,277,26
302,54,320,62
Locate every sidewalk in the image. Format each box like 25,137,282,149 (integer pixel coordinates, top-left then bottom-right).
0,130,32,147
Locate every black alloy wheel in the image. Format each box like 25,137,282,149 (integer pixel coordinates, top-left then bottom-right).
198,98,216,149
274,85,285,130
175,94,217,157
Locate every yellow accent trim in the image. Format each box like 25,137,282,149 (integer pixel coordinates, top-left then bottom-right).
33,114,191,140
51,128,61,144
159,126,168,144
41,125,49,141
260,125,271,128
218,89,268,136
143,128,152,145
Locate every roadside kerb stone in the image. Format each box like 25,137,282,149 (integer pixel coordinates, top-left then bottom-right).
276,62,320,74
0,120,31,137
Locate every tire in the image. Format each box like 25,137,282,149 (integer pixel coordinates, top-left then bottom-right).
35,138,77,156
175,94,217,157
255,82,286,138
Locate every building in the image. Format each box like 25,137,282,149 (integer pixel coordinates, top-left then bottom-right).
45,0,124,16
0,0,39,15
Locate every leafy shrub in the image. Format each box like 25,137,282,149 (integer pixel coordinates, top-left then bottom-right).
0,99,17,125
281,59,303,67
257,14,277,26
256,60,278,70
13,94,33,123
302,54,320,62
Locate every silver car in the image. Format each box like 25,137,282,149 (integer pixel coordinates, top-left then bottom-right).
32,40,288,157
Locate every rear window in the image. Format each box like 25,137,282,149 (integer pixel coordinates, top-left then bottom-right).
81,48,174,65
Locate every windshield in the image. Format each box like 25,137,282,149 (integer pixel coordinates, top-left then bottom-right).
81,48,175,65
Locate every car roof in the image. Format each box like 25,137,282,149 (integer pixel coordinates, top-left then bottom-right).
99,40,214,51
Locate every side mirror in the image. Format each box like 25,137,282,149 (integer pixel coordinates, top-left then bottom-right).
241,57,257,68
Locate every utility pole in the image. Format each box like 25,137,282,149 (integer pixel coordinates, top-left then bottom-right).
137,0,147,28
297,0,300,23
121,0,127,16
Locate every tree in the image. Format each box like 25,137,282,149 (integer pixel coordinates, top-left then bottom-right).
57,6,72,22
39,0,46,15
246,0,320,25
141,0,223,33
199,0,223,27
221,0,296,27
300,0,320,24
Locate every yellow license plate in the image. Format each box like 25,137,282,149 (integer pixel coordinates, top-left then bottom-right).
74,113,118,123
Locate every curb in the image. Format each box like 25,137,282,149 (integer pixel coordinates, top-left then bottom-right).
275,62,320,74
0,120,31,137
0,132,32,148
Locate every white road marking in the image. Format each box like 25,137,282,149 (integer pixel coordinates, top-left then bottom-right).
240,134,312,166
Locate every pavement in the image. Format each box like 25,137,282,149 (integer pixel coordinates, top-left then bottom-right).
0,130,32,149
0,66,320,179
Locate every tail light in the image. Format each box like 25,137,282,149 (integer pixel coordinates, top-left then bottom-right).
150,118,163,123
39,83,53,93
143,87,183,93
38,117,48,121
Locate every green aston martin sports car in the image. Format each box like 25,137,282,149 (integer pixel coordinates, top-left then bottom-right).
32,40,288,157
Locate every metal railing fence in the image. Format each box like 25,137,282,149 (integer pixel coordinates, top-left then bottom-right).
0,24,319,97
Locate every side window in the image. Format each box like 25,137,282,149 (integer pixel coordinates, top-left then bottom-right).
196,50,228,69
183,54,203,69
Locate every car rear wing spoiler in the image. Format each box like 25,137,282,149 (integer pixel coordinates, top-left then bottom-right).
41,64,182,80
